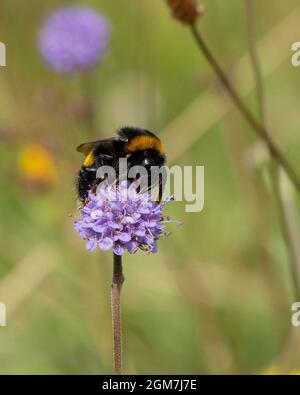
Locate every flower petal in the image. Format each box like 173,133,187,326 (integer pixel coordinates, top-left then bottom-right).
113,243,125,256
127,241,138,254
135,228,146,237
99,237,113,251
118,232,131,242
151,242,158,253
108,221,122,230
86,239,97,251
92,224,104,232
90,209,103,219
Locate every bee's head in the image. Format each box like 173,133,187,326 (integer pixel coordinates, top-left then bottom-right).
129,149,165,169
127,149,166,191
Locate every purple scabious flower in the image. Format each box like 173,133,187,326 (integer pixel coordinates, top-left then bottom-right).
38,6,110,73
73,181,177,256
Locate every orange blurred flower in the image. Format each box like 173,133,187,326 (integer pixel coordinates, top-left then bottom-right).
18,143,57,189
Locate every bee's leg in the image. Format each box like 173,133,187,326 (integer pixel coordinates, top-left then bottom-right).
76,167,97,201
157,167,167,203
158,175,163,202
91,176,107,194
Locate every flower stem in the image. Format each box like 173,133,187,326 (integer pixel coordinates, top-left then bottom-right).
190,24,300,194
245,0,266,124
111,253,124,375
80,71,97,136
245,0,300,301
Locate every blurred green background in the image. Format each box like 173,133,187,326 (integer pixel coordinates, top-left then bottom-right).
0,0,300,374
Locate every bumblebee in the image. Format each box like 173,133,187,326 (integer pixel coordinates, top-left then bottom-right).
76,127,166,201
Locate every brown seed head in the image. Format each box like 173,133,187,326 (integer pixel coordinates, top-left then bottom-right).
166,0,205,25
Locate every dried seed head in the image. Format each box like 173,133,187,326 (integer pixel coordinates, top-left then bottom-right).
166,0,205,25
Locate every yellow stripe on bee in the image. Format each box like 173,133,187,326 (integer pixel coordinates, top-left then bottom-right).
125,135,164,154
83,152,94,167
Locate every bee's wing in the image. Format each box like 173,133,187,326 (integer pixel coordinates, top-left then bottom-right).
76,138,115,155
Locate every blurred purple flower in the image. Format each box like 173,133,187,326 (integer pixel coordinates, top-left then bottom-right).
38,6,110,73
73,181,180,256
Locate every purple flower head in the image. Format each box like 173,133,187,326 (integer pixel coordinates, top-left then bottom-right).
38,6,110,73
73,181,181,256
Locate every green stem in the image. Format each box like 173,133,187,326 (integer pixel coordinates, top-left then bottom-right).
245,0,300,301
111,253,124,374
80,72,98,136
190,24,300,195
